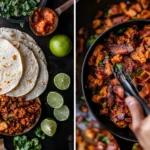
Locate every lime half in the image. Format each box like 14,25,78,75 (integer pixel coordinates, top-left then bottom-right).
47,92,64,108
54,105,70,121
54,73,71,90
41,119,57,136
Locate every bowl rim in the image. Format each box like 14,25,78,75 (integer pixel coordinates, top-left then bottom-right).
4,0,47,23
81,19,150,142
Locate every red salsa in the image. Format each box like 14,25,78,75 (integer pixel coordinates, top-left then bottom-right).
31,8,56,35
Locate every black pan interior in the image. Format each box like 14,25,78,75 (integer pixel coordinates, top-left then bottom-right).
82,19,150,142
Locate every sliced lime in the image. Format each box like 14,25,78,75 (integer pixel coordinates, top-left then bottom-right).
54,105,70,121
41,119,57,137
54,73,71,90
47,91,64,108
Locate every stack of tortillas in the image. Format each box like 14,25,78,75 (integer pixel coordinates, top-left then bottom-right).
0,28,49,101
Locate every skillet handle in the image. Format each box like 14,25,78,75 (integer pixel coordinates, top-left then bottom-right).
55,0,74,16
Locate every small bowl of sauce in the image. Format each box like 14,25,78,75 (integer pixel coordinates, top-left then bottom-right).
29,8,58,36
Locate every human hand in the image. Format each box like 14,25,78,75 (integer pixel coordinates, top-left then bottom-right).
125,96,150,150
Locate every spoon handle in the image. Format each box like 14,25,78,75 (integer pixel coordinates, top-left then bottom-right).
55,0,74,16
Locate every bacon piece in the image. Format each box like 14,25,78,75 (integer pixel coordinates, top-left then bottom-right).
106,142,118,150
109,44,134,55
107,85,115,108
125,118,132,123
113,15,126,24
140,25,150,39
123,56,134,72
142,63,150,71
113,85,124,99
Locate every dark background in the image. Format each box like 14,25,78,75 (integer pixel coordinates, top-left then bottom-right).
76,0,136,149
0,0,74,150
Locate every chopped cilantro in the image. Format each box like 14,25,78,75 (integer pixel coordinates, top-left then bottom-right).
98,61,104,67
92,89,96,94
116,63,123,71
86,34,99,48
137,70,143,76
13,135,42,150
0,0,40,19
105,81,110,85
117,27,128,35
104,38,108,42
105,55,109,59
113,105,117,110
95,134,100,139
100,136,110,144
103,102,107,107
127,72,135,78
82,120,88,125
81,96,85,100
35,127,46,140
20,23,24,28
132,145,138,150
108,9,112,14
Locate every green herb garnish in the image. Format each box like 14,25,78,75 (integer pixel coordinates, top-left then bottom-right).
104,38,108,42
108,9,112,14
86,35,99,48
82,120,88,125
127,72,135,78
35,127,46,140
92,89,96,94
98,61,104,67
103,102,107,107
101,136,110,144
13,135,42,150
20,23,24,28
105,55,109,59
95,134,100,139
113,105,117,110
81,96,85,100
137,70,143,76
105,81,110,85
132,145,138,150
116,63,123,71
0,0,40,19
117,27,128,34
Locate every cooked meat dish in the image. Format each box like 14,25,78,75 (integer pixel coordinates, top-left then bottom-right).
0,95,41,134
76,127,120,150
77,0,150,56
87,24,150,128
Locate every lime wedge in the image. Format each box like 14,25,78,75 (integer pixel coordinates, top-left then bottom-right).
41,119,57,136
47,91,64,108
54,105,70,121
54,73,71,90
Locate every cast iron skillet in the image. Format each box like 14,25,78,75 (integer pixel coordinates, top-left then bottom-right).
82,19,150,142
4,0,47,23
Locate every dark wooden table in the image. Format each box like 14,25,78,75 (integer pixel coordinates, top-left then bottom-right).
0,0,74,150
76,0,135,149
